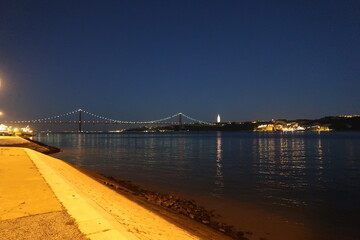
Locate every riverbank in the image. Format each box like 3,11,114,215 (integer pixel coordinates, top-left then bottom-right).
73,168,248,239
0,137,235,240
0,136,60,154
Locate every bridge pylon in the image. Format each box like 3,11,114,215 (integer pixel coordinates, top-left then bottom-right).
78,109,83,132
178,113,183,127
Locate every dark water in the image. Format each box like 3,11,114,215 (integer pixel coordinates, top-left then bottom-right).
34,132,360,240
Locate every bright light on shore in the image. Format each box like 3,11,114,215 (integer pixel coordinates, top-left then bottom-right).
0,124,33,135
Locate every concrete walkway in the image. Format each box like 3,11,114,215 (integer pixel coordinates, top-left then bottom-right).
0,147,63,220
0,147,87,240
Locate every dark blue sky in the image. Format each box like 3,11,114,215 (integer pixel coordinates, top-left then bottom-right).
1,0,359,122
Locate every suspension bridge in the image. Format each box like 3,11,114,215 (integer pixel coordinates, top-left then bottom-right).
0,109,215,132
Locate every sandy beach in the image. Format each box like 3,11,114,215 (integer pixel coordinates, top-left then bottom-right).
0,136,233,240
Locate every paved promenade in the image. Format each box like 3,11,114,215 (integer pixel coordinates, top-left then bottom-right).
0,147,88,240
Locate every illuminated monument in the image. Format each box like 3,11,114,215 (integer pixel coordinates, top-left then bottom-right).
217,114,221,123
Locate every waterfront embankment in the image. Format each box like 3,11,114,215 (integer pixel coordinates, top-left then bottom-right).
0,137,234,240
0,136,60,154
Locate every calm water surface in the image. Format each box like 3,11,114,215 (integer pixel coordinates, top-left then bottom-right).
34,132,360,240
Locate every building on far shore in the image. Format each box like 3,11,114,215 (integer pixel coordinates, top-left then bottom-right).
217,114,221,123
255,121,331,132
0,124,34,136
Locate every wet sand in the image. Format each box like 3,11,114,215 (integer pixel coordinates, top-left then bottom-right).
188,195,314,240
110,179,318,240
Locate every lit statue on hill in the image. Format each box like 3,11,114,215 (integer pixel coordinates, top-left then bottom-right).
217,114,221,123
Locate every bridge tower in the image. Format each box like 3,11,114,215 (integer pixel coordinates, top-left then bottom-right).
78,109,83,132
178,113,183,127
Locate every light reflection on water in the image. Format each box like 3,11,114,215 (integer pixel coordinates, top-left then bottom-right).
214,132,224,196
35,131,360,239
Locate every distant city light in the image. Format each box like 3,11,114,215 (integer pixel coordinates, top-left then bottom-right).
255,122,331,132
0,124,33,136
217,114,221,123
338,115,360,118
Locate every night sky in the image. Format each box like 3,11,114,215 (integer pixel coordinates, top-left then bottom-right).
1,0,359,123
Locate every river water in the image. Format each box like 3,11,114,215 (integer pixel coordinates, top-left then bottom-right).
34,132,360,240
